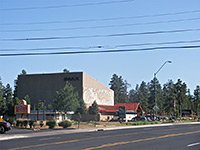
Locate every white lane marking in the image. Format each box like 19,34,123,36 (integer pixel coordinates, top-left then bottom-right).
39,137,60,141
187,142,200,147
0,135,28,141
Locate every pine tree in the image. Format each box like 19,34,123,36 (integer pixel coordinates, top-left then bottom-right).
128,84,139,102
109,74,126,103
88,101,99,114
0,77,7,115
4,84,14,116
194,85,200,116
76,99,87,114
174,79,188,116
163,80,176,115
148,77,162,114
137,81,149,113
53,82,79,113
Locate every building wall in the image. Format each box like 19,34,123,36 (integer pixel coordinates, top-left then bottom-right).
83,72,114,106
17,72,83,105
17,72,114,107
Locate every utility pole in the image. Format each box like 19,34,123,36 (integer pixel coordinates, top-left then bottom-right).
154,61,172,115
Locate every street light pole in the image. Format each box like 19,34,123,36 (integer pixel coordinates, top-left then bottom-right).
154,61,172,115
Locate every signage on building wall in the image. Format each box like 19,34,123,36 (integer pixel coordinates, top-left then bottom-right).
15,99,30,114
118,106,126,119
64,77,79,81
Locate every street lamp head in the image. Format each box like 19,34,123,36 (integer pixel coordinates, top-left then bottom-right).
167,60,172,63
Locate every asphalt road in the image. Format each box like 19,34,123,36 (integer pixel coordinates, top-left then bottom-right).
1,124,200,150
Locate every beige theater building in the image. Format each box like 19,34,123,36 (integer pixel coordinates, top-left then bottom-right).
17,72,114,107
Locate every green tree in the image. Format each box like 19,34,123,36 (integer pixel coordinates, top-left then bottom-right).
76,99,87,114
194,85,200,116
148,77,162,114
21,69,27,75
53,82,79,113
4,84,14,116
174,79,188,116
89,101,99,125
109,74,126,103
24,95,31,104
137,81,149,113
162,80,176,115
63,69,70,73
0,77,7,115
128,84,139,102
88,100,99,115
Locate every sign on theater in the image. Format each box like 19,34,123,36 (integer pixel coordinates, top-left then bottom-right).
15,100,30,114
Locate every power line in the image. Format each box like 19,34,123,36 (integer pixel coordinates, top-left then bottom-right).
2,17,200,33
2,28,200,41
1,9,200,26
1,39,200,52
0,0,135,11
0,45,199,57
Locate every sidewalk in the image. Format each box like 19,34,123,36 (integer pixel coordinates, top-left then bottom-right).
1,122,200,141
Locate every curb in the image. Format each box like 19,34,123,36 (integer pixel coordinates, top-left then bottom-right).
1,122,200,141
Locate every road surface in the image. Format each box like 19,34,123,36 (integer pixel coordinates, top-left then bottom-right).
1,123,200,150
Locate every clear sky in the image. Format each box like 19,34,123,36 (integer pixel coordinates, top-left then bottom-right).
0,0,200,93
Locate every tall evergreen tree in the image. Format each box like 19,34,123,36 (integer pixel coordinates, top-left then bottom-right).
174,79,188,116
109,74,126,103
13,69,27,102
148,77,162,114
194,85,200,115
0,77,7,115
76,99,87,114
88,100,99,114
53,82,79,113
4,84,14,116
163,80,176,115
137,81,149,113
128,84,139,102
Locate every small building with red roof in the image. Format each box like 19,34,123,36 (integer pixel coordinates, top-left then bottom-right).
98,103,143,121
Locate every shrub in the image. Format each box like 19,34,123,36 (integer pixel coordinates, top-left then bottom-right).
16,120,20,127
6,118,15,126
151,121,159,124
169,117,174,123
59,120,72,128
16,119,23,127
29,120,34,128
46,120,56,129
23,120,29,128
40,121,44,127
33,122,40,128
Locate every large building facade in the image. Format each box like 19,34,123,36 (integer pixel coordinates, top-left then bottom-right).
17,72,114,107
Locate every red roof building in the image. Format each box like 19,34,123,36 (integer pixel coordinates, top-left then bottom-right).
99,103,142,113
98,103,143,121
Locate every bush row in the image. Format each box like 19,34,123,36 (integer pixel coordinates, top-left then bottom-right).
16,119,35,128
126,121,159,126
13,119,72,129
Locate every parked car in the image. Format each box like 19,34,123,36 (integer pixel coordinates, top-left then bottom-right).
145,116,152,121
132,116,147,121
0,121,11,134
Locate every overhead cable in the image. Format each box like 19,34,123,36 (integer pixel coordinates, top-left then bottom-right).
2,28,200,41
0,45,199,57
1,9,200,26
2,17,200,33
1,39,200,52
0,0,135,11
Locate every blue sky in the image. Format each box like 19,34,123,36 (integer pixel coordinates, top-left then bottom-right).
0,0,200,93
